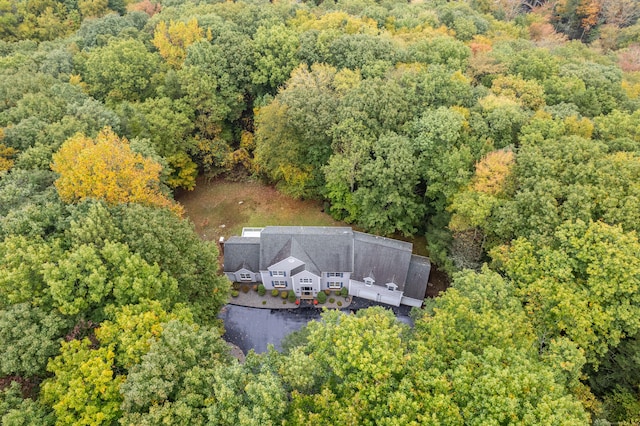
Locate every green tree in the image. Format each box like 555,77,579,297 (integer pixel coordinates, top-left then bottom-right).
43,241,179,317
96,300,193,370
0,303,69,377
1,382,54,426
251,23,299,93
81,38,162,103
254,63,340,198
492,220,640,365
42,338,124,426
0,235,60,309
120,320,231,423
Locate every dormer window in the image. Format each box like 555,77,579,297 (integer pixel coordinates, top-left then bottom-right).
364,277,374,287
326,272,343,278
386,283,398,291
271,271,286,277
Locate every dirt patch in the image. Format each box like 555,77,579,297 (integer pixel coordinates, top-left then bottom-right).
425,265,450,298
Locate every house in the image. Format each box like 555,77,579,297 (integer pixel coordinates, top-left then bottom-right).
223,226,431,307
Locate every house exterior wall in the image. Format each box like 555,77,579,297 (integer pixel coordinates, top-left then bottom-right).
348,280,403,306
320,272,350,291
260,271,292,290
400,296,423,307
292,270,321,297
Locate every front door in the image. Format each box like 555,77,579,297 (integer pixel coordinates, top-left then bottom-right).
300,286,313,298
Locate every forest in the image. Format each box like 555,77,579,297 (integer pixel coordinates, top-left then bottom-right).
1,0,640,424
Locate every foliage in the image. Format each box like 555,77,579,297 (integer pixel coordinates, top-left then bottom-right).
51,128,182,215
0,303,69,377
120,320,231,422
1,0,640,423
316,291,326,304
81,38,162,103
153,19,206,68
42,338,124,426
492,220,640,365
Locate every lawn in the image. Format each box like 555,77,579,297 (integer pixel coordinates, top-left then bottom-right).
176,177,344,243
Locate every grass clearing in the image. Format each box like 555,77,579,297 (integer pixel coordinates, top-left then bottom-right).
176,177,344,243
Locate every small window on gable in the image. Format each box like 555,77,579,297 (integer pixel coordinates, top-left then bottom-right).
364,277,374,287
386,283,398,291
271,271,286,277
239,273,252,281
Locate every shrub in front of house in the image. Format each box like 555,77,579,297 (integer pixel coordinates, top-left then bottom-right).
317,291,327,304
340,287,348,297
258,284,266,296
241,285,250,293
324,289,331,295
337,301,342,307
280,291,288,299
271,289,279,297
231,290,239,297
329,298,335,303
288,290,296,303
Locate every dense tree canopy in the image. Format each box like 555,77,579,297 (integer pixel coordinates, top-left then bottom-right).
2,0,640,423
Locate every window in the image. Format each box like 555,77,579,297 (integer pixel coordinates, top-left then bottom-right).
328,281,342,289
271,271,286,277
386,283,398,291
326,272,343,278
239,273,252,281
272,280,287,288
364,277,374,287
299,278,312,284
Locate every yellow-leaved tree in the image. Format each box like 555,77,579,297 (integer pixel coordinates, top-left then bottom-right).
51,128,183,215
153,19,208,68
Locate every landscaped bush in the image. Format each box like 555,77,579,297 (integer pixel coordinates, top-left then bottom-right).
271,289,279,297
340,287,348,297
241,285,250,293
252,284,258,292
258,284,266,296
329,298,335,303
317,291,327,304
280,291,288,299
337,301,342,307
232,282,241,290
231,290,239,297
324,289,331,295
288,290,296,303
262,300,266,305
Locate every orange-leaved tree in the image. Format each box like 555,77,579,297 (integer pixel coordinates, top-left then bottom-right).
51,128,183,215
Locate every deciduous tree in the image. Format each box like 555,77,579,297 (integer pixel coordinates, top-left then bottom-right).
51,128,182,215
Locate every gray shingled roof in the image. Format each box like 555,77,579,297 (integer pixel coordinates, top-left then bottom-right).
404,255,431,300
223,236,261,273
352,232,412,290
260,227,353,275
